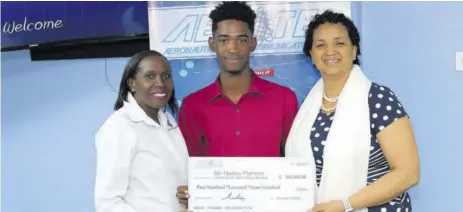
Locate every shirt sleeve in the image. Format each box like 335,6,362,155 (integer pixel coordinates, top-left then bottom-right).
178,97,204,156
94,118,137,212
368,84,409,136
281,88,299,156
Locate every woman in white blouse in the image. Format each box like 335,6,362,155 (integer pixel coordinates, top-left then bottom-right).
94,50,189,212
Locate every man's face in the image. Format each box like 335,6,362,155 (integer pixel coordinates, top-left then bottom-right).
209,20,257,75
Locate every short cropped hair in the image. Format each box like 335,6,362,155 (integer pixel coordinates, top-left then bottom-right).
209,1,257,35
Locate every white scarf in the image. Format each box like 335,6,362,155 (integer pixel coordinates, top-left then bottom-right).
285,65,371,211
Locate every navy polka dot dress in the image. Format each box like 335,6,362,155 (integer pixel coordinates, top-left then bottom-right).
311,83,412,212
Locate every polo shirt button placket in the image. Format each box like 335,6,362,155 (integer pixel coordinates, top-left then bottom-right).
235,106,241,156
235,130,241,156
235,106,241,136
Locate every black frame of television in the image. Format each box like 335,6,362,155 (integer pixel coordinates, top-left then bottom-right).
1,33,150,61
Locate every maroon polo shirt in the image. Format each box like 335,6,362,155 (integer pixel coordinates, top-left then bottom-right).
178,74,298,157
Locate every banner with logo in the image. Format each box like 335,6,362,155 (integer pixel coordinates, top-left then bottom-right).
148,1,351,109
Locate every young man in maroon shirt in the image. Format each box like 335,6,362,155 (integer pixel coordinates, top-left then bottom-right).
176,1,299,208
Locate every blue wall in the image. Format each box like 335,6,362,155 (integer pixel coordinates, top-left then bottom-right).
2,2,462,212
360,2,463,211
1,51,125,212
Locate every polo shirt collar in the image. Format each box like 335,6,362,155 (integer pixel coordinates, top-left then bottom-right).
208,70,265,101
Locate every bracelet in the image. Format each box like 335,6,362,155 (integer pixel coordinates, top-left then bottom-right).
343,198,354,212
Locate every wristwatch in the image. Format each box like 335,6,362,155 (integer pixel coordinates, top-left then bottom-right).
343,198,354,212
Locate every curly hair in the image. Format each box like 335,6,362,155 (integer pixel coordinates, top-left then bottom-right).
302,10,361,65
209,1,257,35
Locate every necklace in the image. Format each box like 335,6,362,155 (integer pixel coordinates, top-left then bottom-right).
323,90,339,102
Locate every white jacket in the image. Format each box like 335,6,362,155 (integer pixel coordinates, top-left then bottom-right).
94,93,188,212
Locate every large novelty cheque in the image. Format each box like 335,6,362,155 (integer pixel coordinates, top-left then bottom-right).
188,157,316,212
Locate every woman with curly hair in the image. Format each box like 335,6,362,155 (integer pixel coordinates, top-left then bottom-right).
286,10,420,212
